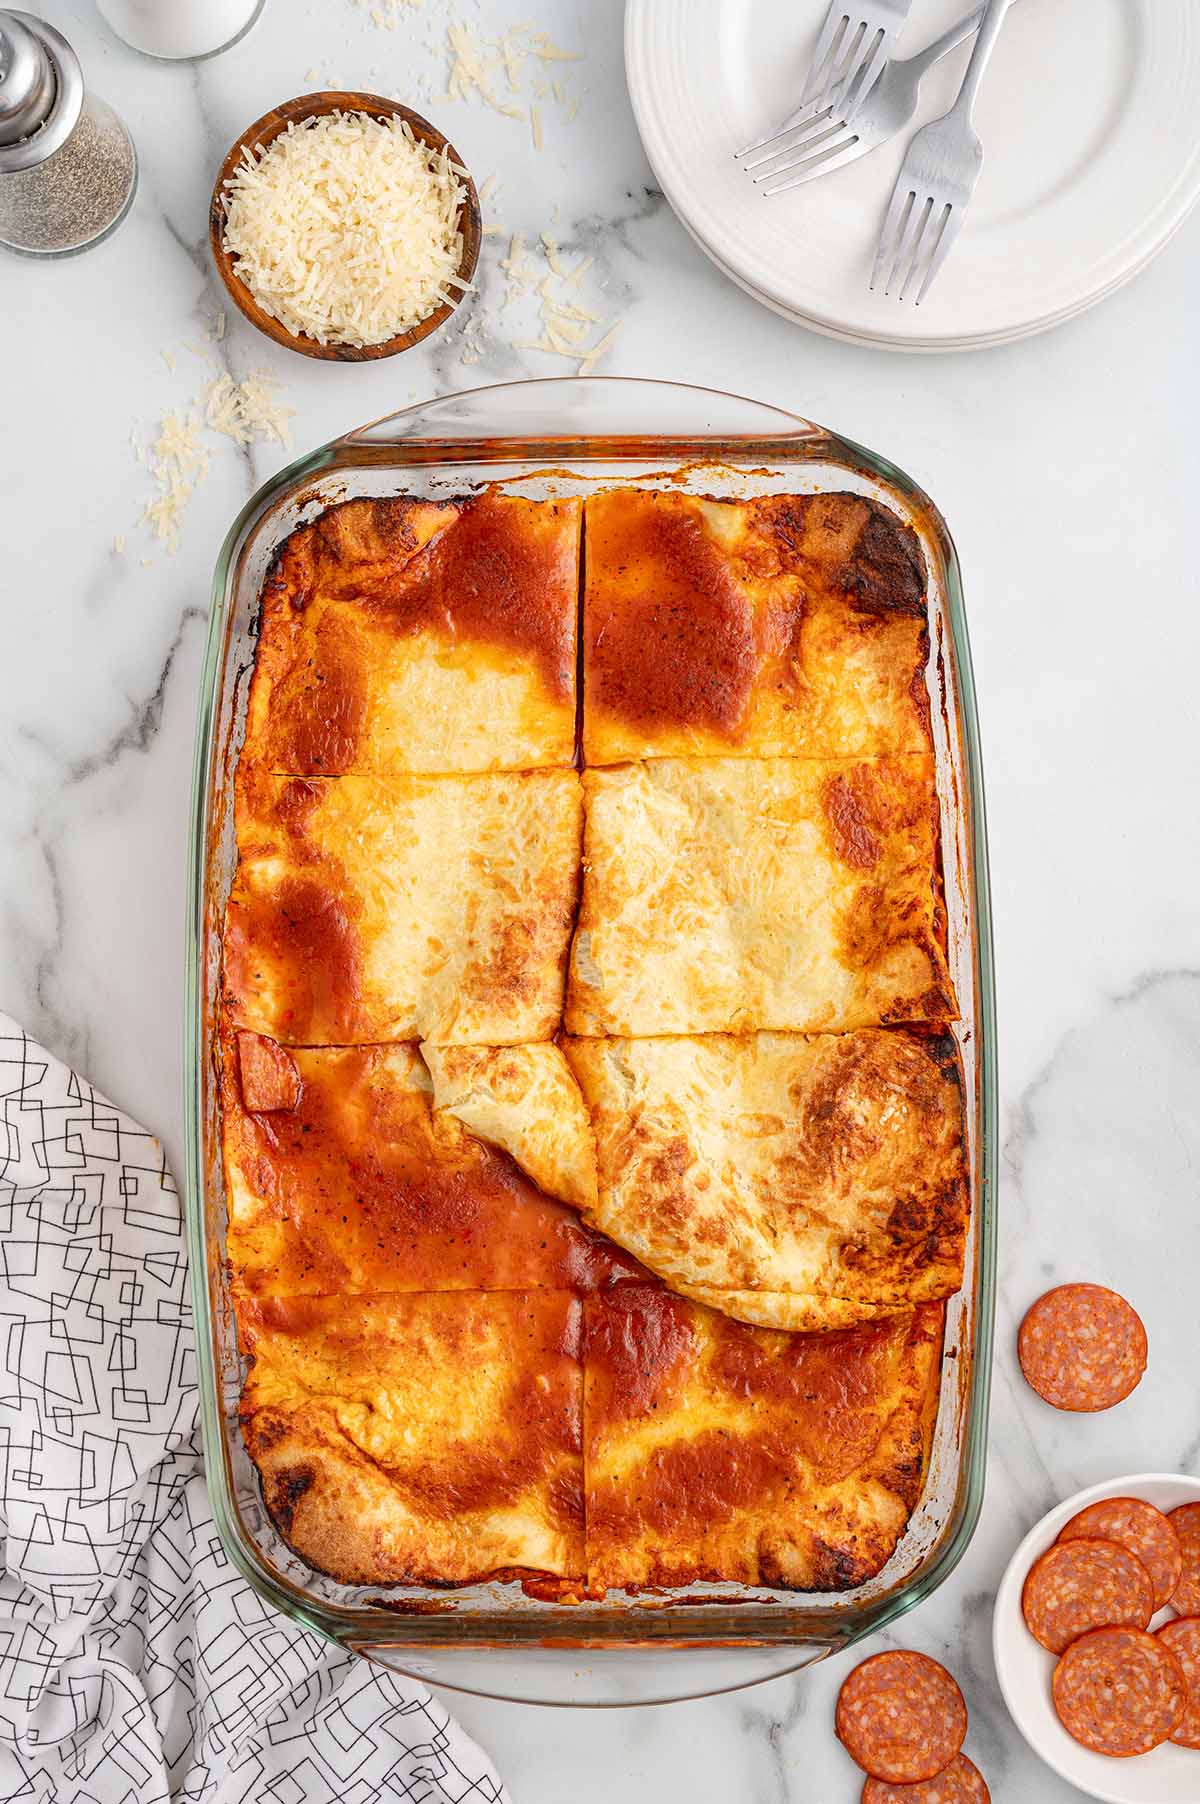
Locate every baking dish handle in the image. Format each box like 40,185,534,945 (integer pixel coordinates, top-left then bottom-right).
337,374,825,451
349,1639,839,1707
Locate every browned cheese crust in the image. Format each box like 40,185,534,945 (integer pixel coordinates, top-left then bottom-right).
567,755,955,1037
222,485,966,1601
244,492,580,775
224,764,582,1045
583,1285,944,1594
564,1029,968,1324
221,1035,639,1298
581,489,931,764
240,1290,585,1586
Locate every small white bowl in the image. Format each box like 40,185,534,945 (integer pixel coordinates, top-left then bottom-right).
994,1472,1200,1804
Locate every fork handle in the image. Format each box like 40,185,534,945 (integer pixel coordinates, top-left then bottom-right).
951,0,1016,119
899,4,991,78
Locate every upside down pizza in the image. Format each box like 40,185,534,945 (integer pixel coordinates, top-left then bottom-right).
221,485,969,1596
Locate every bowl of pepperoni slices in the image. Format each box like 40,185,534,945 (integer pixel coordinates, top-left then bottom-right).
994,1472,1200,1804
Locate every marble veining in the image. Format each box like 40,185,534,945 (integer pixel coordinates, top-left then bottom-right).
4,1,1200,1798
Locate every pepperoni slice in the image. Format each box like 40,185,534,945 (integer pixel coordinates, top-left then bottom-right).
1017,1283,1146,1412
836,1651,967,1785
1169,1503,1200,1616
1021,1538,1153,1654
1156,1617,1200,1747
1058,1497,1182,1612
1053,1626,1185,1757
862,1753,990,1803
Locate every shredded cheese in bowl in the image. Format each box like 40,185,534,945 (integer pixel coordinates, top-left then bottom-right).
220,110,471,348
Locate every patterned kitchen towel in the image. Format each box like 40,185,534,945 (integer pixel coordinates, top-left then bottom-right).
0,1014,509,1804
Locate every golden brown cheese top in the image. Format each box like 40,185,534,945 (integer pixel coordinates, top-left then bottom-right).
584,1286,944,1593
567,755,955,1037
222,1039,638,1298
240,1290,584,1585
565,1030,967,1321
223,481,965,1600
224,765,582,1045
244,493,580,775
420,1040,598,1214
581,490,931,764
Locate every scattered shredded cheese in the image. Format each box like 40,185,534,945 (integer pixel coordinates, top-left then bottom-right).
354,0,422,24
578,323,620,376
142,411,208,552
491,231,619,373
204,372,294,448
133,372,293,553
221,110,470,348
442,20,582,126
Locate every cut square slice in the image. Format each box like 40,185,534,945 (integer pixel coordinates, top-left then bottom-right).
243,492,580,776
225,765,582,1044
566,756,954,1036
565,1030,967,1323
583,1285,944,1594
223,1037,631,1298
240,1290,584,1586
581,489,931,765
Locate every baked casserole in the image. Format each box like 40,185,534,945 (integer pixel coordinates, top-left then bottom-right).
220,486,968,1598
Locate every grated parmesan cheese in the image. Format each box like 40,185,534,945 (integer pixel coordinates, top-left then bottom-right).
204,372,294,447
494,232,619,373
221,110,470,348
133,370,294,552
442,20,581,126
142,410,208,552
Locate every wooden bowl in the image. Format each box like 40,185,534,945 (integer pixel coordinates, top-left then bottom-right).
209,91,481,362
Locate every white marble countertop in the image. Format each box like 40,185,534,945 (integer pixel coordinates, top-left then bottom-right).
5,2,1200,1798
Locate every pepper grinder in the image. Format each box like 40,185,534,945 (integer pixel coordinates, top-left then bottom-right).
0,10,136,256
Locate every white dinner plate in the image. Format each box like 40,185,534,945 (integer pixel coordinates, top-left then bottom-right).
993,1473,1200,1804
625,0,1200,351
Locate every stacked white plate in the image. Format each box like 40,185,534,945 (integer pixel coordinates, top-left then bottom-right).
625,0,1200,352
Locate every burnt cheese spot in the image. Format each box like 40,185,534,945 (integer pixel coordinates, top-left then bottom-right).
837,506,926,617
268,1463,315,1532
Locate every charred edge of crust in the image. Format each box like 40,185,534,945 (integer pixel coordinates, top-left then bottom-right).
840,504,928,619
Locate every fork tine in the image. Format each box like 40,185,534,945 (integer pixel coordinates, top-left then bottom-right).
740,104,837,171
799,9,851,108
760,128,865,194
869,181,913,294
735,95,828,162
835,28,889,118
896,196,939,300
749,115,851,179
818,20,867,111
914,203,962,303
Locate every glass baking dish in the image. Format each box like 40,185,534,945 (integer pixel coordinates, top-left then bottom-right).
184,377,996,1707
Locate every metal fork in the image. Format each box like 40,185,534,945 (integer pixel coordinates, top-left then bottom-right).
741,4,994,194
736,0,914,155
870,0,1015,302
